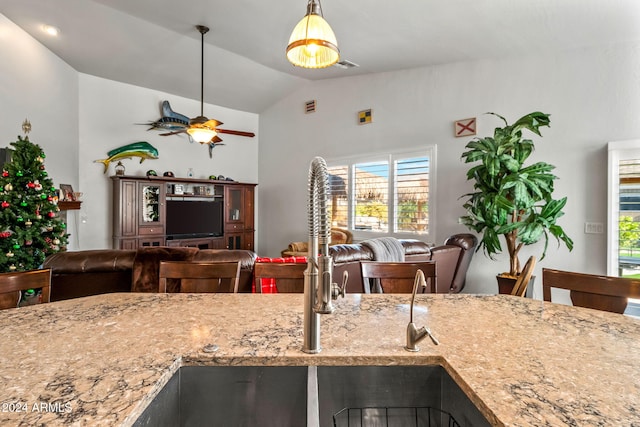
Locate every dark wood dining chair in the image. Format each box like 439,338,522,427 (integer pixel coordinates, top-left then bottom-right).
159,261,241,293
360,261,437,293
542,268,640,314
253,263,307,293
511,256,536,297
0,269,52,310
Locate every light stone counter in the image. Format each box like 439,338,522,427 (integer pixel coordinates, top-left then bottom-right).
0,293,639,426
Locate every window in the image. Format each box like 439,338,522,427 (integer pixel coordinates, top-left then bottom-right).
327,148,435,238
608,140,640,316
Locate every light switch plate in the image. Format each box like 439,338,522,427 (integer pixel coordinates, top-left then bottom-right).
584,222,604,234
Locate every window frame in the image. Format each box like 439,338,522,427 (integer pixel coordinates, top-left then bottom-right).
607,139,640,315
326,147,436,242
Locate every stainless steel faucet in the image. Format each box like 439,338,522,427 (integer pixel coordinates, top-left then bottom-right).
303,157,347,354
405,269,439,351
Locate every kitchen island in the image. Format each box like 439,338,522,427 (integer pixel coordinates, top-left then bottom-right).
1,293,639,426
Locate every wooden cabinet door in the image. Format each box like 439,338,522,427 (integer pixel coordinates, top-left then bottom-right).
224,186,244,231
138,237,165,247
116,179,137,237
226,233,243,250
138,182,165,235
244,185,255,231
243,231,254,251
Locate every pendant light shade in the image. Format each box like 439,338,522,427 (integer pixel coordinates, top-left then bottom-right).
286,0,339,69
187,115,217,143
187,126,216,144
187,25,218,144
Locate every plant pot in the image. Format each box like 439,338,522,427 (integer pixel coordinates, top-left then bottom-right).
496,275,517,294
496,274,536,296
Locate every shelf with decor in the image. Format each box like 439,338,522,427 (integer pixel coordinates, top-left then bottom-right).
58,201,82,211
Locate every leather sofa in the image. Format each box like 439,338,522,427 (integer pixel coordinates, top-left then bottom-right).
281,227,354,257
43,247,257,301
42,233,477,301
331,234,478,294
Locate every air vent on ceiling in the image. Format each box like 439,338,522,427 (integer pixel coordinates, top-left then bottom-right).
334,60,359,69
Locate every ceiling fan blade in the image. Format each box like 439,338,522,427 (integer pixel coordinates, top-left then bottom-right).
159,130,187,136
207,140,226,158
216,129,256,138
202,118,223,128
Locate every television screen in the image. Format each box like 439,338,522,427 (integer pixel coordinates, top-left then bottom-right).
166,200,223,238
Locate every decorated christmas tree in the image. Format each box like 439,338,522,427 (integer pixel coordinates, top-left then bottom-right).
0,131,68,273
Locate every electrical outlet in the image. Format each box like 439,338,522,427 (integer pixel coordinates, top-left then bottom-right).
584,222,604,234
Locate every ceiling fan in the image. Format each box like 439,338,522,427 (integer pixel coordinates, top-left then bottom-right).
145,25,255,156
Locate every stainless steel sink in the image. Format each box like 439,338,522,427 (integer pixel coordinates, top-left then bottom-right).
316,365,489,427
133,366,307,427
134,365,489,427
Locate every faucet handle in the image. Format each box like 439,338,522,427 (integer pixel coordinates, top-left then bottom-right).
332,270,348,300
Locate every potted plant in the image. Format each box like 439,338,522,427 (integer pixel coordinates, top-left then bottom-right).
459,111,573,292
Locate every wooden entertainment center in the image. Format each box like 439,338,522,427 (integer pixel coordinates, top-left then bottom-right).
111,176,255,250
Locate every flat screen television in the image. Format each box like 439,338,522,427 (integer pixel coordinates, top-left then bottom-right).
165,200,223,238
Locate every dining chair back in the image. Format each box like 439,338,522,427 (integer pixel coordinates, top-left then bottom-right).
253,263,307,293
542,268,640,313
159,261,241,293
511,256,536,297
360,261,437,293
0,269,52,310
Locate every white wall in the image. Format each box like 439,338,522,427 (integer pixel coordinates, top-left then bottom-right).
259,41,640,295
78,74,259,249
0,14,80,247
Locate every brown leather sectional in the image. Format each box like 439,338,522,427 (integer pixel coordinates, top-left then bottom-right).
42,234,477,301
331,234,477,294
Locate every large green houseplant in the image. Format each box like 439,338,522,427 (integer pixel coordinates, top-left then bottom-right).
460,111,573,280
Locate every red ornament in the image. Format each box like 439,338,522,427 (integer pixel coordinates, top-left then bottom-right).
48,211,55,218
47,196,53,202
1,170,8,177
0,231,10,238
27,182,35,189
1,201,8,208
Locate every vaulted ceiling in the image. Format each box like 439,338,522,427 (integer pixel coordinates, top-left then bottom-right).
2,0,640,113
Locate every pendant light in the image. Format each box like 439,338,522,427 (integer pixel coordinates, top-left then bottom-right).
187,25,217,144
286,0,339,69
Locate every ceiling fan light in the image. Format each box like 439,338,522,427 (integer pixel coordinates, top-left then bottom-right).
286,1,339,68
187,127,217,144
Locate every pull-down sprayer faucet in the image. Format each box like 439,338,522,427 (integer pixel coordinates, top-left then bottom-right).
303,157,347,354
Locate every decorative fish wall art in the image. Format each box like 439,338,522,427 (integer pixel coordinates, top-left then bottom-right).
94,142,158,174
144,100,190,133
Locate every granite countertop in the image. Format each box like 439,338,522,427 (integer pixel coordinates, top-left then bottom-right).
1,293,639,426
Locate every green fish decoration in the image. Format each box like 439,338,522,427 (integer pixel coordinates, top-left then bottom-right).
94,142,159,173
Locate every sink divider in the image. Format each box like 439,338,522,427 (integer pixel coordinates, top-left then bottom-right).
307,366,320,427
